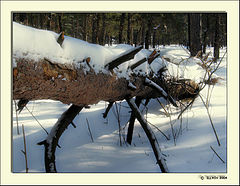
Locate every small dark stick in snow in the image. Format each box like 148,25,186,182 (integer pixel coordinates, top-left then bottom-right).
210,146,225,163
86,118,94,142
21,124,29,173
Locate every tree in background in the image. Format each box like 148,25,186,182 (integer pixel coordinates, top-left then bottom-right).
188,13,201,57
13,12,227,52
118,13,125,44
213,14,220,60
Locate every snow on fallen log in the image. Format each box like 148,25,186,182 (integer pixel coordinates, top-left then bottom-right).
13,22,199,106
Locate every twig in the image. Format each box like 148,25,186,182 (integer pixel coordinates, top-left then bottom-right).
205,84,211,108
21,124,29,173
199,51,226,91
199,94,221,146
206,84,215,108
210,146,225,163
25,106,48,135
177,97,196,119
167,105,176,146
114,102,122,146
14,100,20,135
176,105,183,138
180,45,190,55
86,118,94,143
147,121,170,141
156,98,170,117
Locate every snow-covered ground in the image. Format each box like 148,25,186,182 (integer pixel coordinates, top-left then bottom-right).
12,46,227,173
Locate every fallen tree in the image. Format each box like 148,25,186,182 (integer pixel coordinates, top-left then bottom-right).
13,22,200,173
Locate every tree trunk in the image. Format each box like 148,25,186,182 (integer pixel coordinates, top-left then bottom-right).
119,13,126,44
96,14,100,44
127,13,132,44
202,14,209,54
145,14,152,49
189,13,201,56
187,13,191,50
99,13,106,45
214,14,220,60
39,14,44,29
152,29,156,48
92,14,97,44
46,13,51,30
141,15,145,46
58,13,63,32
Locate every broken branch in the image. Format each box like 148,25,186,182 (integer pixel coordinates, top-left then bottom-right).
126,98,169,172
39,104,83,172
105,46,143,70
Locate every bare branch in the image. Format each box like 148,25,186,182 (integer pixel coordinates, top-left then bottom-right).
105,46,143,70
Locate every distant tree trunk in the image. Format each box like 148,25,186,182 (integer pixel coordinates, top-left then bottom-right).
187,14,191,50
213,14,220,60
96,14,100,44
27,14,33,26
152,28,156,48
145,14,152,49
141,15,146,46
133,29,138,46
202,14,209,54
82,14,88,41
39,14,44,29
92,14,97,44
71,16,76,38
46,13,51,30
127,13,132,44
99,13,106,45
13,13,16,21
19,13,27,24
189,13,201,57
58,13,63,32
119,13,126,44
